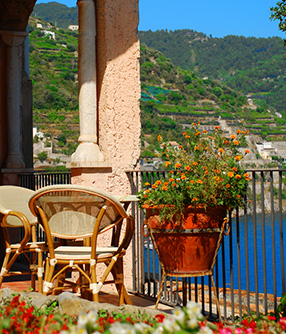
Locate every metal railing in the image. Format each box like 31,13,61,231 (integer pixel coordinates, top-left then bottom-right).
127,169,286,322
19,168,286,321
20,171,71,190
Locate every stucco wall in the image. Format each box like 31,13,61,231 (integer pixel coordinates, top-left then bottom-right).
72,0,141,196
71,0,141,294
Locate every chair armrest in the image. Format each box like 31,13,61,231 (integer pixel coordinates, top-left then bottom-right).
1,210,32,248
113,215,135,255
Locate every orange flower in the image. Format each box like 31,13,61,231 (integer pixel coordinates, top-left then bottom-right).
181,174,187,180
157,135,163,142
235,174,242,180
195,146,199,150
162,186,168,191
193,162,198,166
235,155,242,161
185,166,191,171
237,194,241,198
205,170,209,175
228,172,234,178
152,184,157,189
233,140,239,145
197,179,203,184
172,183,177,187
190,180,195,184
215,126,220,130
155,180,162,185
145,189,150,194
237,129,241,134
179,145,183,149
226,184,231,188
165,161,171,167
175,163,182,169
183,132,187,136
185,135,190,139
170,170,174,174
224,140,230,146
195,131,201,136
215,169,220,173
203,130,208,133
245,149,250,154
218,148,224,153
231,135,236,139
244,173,250,181
145,182,150,186
193,123,197,126
192,197,198,201
169,178,174,182
232,167,237,172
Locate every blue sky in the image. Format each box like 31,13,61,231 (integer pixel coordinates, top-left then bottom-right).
36,0,285,39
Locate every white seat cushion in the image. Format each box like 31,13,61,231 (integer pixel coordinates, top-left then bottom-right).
54,245,118,260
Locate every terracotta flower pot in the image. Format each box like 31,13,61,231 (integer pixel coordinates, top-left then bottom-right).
144,206,228,276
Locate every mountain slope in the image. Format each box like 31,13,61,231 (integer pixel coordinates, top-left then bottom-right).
32,2,78,28
139,30,286,113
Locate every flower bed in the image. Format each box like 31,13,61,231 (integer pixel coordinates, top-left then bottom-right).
1,293,286,333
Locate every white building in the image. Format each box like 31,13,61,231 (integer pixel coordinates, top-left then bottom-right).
68,25,79,31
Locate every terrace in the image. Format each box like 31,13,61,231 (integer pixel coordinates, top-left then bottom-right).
9,167,286,323
0,0,285,329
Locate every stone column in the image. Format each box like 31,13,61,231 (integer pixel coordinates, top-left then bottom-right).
0,31,27,169
71,0,108,168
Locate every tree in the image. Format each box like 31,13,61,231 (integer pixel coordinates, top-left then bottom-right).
37,151,48,162
270,1,286,47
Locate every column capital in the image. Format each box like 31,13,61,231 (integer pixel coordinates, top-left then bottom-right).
0,30,28,47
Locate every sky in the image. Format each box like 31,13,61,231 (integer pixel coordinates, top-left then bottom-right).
36,0,285,39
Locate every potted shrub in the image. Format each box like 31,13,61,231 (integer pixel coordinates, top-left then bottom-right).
137,123,250,310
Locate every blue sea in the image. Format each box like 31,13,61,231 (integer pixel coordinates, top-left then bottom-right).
144,212,286,297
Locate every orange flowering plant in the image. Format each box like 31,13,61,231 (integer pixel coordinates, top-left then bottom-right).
137,123,250,221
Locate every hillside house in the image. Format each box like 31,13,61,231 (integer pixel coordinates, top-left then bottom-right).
68,25,79,31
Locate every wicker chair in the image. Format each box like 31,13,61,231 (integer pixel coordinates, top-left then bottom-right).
0,186,47,293
29,184,134,304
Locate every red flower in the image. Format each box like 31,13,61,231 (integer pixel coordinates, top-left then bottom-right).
155,314,166,322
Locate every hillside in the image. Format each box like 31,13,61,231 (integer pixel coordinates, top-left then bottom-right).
139,30,286,114
31,2,78,28
28,16,286,168
29,17,79,157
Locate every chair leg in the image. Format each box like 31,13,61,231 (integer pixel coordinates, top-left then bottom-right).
111,258,132,305
0,252,11,287
155,271,166,310
37,251,44,294
42,258,55,296
211,275,223,323
90,263,99,302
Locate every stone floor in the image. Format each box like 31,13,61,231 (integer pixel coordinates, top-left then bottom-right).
1,278,173,313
